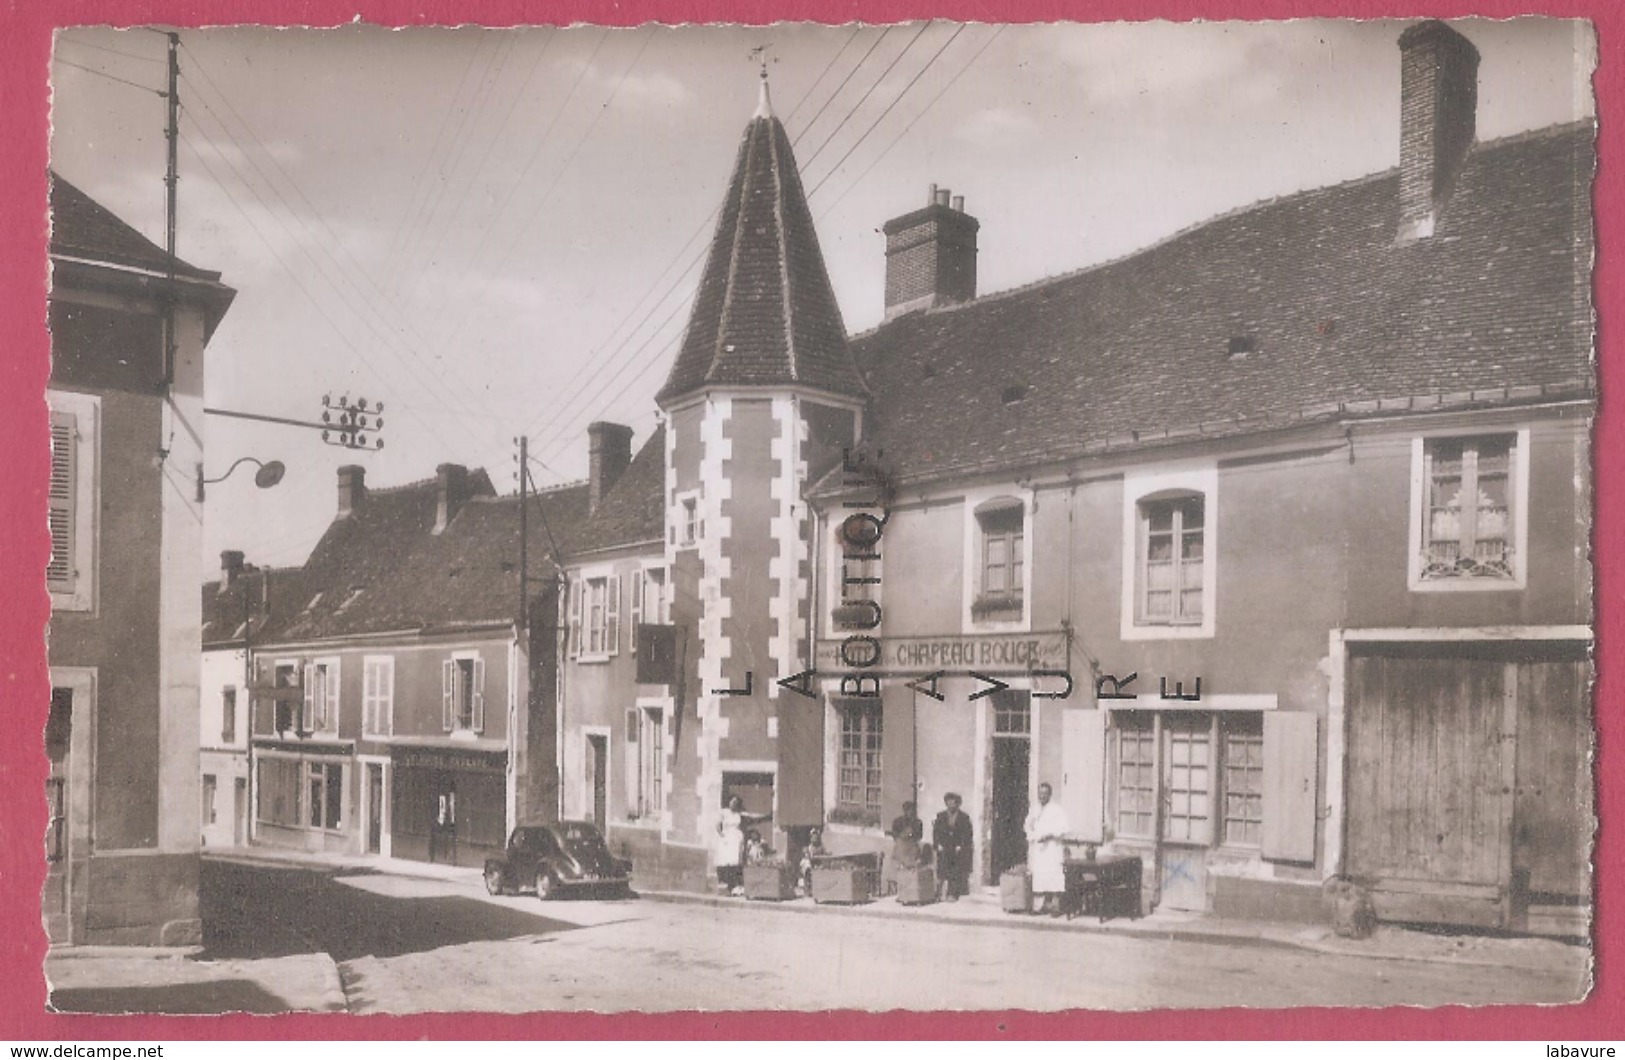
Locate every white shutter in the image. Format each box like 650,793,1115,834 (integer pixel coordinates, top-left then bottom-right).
472,657,486,732
624,708,642,817
383,659,394,735
630,573,644,655
1061,709,1108,843
607,575,622,655
442,659,455,732
47,412,76,591
567,578,581,659
1262,713,1319,863
302,664,316,733
326,663,340,733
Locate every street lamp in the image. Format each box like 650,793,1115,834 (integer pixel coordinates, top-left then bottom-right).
197,456,286,502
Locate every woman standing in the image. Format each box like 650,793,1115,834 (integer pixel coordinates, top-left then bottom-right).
715,794,755,896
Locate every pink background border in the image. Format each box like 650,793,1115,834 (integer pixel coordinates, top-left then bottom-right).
0,0,1616,1039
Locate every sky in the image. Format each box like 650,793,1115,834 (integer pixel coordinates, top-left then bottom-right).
46,18,1595,573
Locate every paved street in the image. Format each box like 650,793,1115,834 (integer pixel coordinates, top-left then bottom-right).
86,857,1579,1014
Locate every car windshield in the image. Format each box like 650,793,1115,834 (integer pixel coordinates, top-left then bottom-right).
513,829,551,852
558,824,608,858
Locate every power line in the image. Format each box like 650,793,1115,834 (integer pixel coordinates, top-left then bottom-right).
789,26,893,149
55,58,164,94
782,26,863,126
56,36,166,63
795,22,933,176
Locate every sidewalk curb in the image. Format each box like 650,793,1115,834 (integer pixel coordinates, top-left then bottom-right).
633,888,1585,972
207,850,480,887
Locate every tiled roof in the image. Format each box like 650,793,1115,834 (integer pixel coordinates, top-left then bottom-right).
818,122,1594,491
655,93,867,404
255,470,590,643
49,172,219,280
571,426,666,556
201,566,308,648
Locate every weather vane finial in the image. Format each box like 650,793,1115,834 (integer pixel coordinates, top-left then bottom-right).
749,44,775,118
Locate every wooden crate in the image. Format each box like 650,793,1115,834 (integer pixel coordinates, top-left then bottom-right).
896,866,936,905
1000,869,1033,914
812,865,875,904
743,862,798,901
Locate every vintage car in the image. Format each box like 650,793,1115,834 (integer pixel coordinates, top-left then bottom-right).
483,822,633,900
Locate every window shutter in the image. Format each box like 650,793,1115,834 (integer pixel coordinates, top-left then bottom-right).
302,664,316,732
1061,709,1108,843
442,659,455,732
472,657,486,732
47,412,76,591
630,574,643,654
326,664,340,732
568,579,581,659
384,660,394,735
607,575,622,654
624,708,641,817
1262,712,1319,863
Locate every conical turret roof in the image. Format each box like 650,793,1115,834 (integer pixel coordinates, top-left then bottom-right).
656,78,868,405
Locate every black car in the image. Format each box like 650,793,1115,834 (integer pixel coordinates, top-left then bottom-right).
483,822,633,900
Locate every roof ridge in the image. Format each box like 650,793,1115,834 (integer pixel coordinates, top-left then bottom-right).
851,119,1595,342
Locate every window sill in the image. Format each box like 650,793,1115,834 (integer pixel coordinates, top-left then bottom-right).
827,807,882,829
1408,576,1526,594
1121,621,1214,642
575,653,615,665
970,597,1024,620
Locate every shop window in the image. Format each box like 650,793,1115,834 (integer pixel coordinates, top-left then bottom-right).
256,757,302,828
834,700,883,826
306,761,343,831
1137,493,1205,626
1116,714,1156,839
1416,433,1521,583
1222,714,1264,847
363,656,394,736
973,498,1025,619
442,654,485,733
221,688,237,744
47,392,97,612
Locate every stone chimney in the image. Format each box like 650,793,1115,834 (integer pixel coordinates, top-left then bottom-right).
434,463,473,534
883,184,980,320
220,550,245,592
337,465,367,519
588,422,634,514
1397,21,1480,242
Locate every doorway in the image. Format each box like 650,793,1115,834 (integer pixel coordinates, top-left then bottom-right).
233,777,248,846
586,735,608,833
429,774,457,864
989,690,1031,882
366,764,384,855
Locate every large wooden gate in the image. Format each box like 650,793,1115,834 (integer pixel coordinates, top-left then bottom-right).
1345,641,1590,930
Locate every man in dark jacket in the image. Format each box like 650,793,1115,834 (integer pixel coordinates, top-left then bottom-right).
932,792,974,900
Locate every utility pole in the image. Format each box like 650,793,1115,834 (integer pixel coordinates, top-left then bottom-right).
517,435,529,639
161,31,179,387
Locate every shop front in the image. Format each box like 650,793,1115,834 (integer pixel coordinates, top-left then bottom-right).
252,741,358,853
389,743,508,867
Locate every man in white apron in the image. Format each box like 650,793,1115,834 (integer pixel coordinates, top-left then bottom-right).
1025,782,1070,916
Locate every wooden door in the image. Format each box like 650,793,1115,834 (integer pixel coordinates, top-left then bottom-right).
367,765,384,855
1513,646,1591,901
1346,648,1511,924
234,778,248,846
587,735,608,833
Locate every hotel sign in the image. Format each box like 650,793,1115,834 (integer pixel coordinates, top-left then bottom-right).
814,631,1069,675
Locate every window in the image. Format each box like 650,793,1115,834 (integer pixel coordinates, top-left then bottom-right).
676,495,701,548
202,774,218,826
1162,714,1213,844
631,566,670,650
221,688,237,744
306,761,343,830
442,654,485,733
1138,494,1204,625
272,663,298,734
835,700,883,824
1116,714,1156,839
1419,433,1517,581
973,499,1025,618
302,659,339,734
1221,714,1264,847
256,757,301,828
577,575,621,657
46,392,96,611
363,656,395,736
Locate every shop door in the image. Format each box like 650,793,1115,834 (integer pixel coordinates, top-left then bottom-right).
586,735,608,833
43,688,73,942
1346,646,1511,927
234,778,248,846
366,764,384,855
1158,714,1213,912
429,774,458,864
989,691,1031,882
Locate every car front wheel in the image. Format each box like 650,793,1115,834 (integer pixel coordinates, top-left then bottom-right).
484,865,506,896
536,872,557,900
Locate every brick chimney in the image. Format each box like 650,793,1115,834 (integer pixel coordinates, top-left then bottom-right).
337,465,367,519
219,550,245,592
434,463,473,534
883,184,979,320
1397,21,1480,242
588,422,634,514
